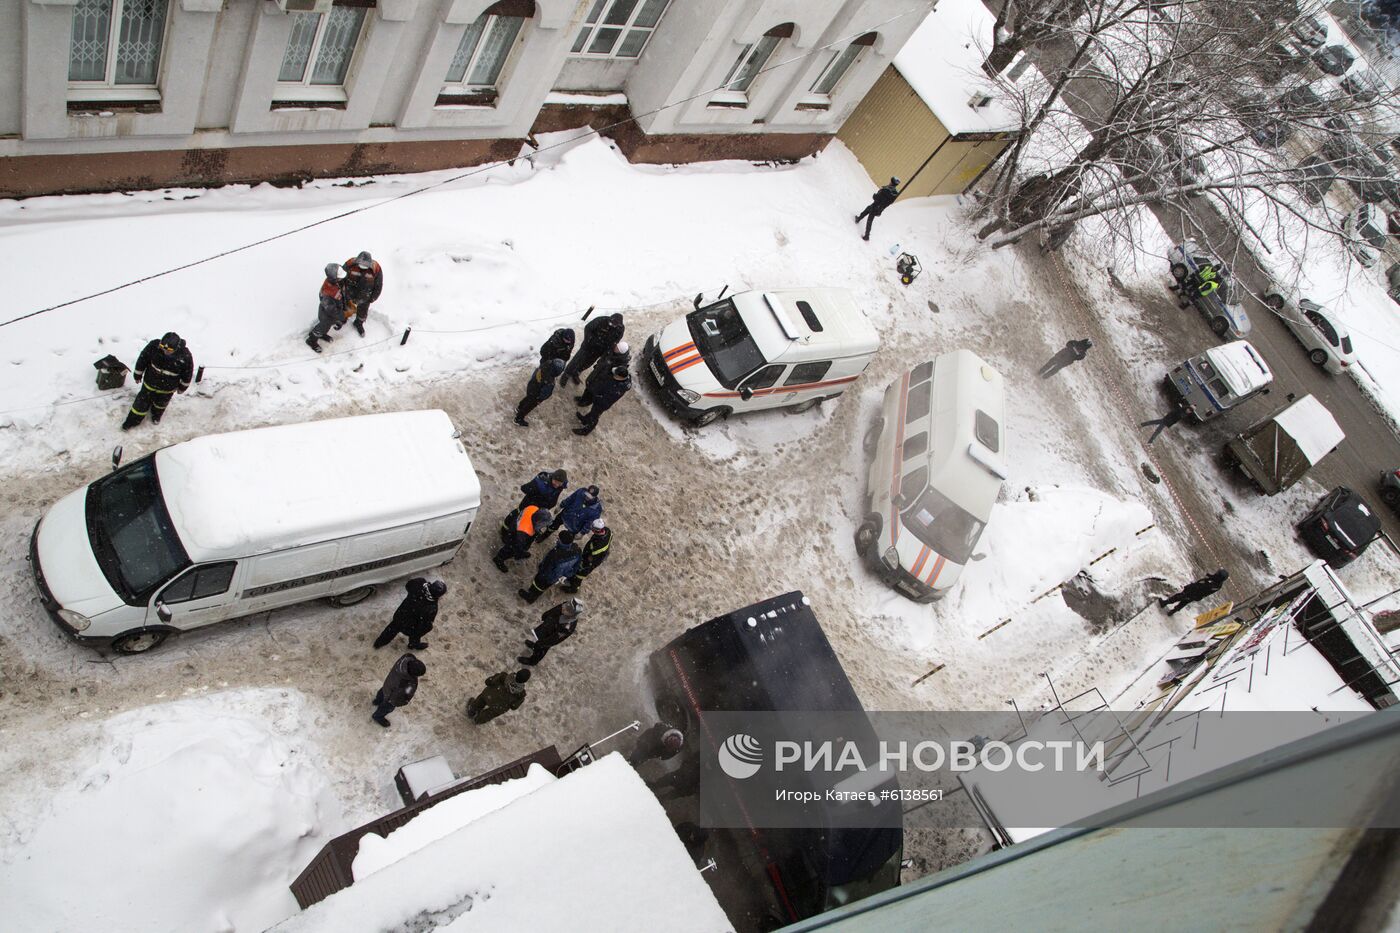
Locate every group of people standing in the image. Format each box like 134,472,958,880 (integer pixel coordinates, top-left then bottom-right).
514,312,632,436
493,469,613,603
308,251,384,353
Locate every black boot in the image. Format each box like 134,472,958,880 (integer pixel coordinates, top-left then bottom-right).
121,415,141,431
353,320,366,337
306,335,322,353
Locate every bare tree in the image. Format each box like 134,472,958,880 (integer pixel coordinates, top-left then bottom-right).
983,0,1096,75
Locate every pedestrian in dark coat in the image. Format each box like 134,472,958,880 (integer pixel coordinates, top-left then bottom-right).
628,722,684,767
1160,569,1229,615
518,469,568,512
574,366,632,436
555,485,602,535
1140,406,1187,445
307,262,348,353
562,519,611,593
539,328,576,366
576,341,630,406
372,653,426,727
519,531,581,603
466,668,530,724
122,332,194,430
493,505,549,572
1038,339,1093,379
341,251,383,336
563,313,625,385
514,357,567,427
372,578,446,649
855,177,900,241
517,597,585,665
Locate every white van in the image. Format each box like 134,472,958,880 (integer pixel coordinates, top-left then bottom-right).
643,288,879,426
28,409,479,654
1167,340,1273,422
856,351,1007,602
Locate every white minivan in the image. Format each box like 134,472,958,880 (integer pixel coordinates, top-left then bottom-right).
29,409,480,653
856,351,1007,602
644,288,880,426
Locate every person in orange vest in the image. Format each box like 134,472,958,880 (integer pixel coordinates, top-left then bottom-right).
307,262,347,353
341,250,383,337
493,504,548,572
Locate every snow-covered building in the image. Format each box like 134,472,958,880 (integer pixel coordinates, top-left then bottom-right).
836,0,1020,198
3,0,933,196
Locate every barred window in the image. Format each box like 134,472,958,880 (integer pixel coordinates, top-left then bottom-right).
571,0,669,59
68,0,169,96
277,5,368,95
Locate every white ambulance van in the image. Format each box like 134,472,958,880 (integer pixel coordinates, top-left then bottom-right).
28,409,479,654
643,288,879,426
857,351,1007,602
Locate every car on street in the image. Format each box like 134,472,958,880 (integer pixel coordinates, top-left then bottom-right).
1312,44,1356,77
1168,240,1252,338
1260,289,1356,373
1343,203,1388,268
1379,469,1400,511
1341,69,1384,103
1298,485,1382,567
1291,14,1328,48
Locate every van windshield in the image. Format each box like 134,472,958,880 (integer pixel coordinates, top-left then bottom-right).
902,486,986,564
687,300,767,389
85,456,190,603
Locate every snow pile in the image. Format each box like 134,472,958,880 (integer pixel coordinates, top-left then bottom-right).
277,753,729,933
894,0,1021,134
0,689,342,933
351,764,557,880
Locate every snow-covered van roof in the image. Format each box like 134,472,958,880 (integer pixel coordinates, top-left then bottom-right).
893,0,1021,136
1274,394,1345,466
155,410,479,563
1205,340,1273,395
735,288,879,364
924,350,1007,520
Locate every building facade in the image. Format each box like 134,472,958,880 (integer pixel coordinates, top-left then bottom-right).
2,0,932,196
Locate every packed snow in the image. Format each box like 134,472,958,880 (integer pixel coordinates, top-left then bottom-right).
894,0,1022,135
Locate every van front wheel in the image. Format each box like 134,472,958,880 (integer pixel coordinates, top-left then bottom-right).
788,398,821,414
112,629,169,654
855,521,879,556
691,407,729,427
327,585,376,607
862,419,885,455
1210,317,1230,336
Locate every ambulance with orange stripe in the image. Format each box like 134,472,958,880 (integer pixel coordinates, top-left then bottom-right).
643,288,879,426
856,350,1006,602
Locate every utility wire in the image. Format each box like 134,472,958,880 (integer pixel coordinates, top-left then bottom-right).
0,7,928,330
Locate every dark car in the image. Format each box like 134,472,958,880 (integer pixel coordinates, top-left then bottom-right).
1379,470,1400,510
1313,44,1356,77
1291,14,1328,48
1298,486,1382,567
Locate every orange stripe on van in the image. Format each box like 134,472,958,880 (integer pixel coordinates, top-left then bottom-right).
910,545,930,577
701,374,858,399
662,342,696,361
670,355,706,374
890,372,910,546
924,554,946,586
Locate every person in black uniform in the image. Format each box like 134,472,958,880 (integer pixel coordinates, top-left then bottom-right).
1159,569,1230,615
855,177,900,241
372,653,425,728
518,469,568,511
515,357,567,427
562,312,625,386
372,578,447,650
573,366,631,436
538,328,575,366
493,505,550,572
517,597,584,665
122,332,194,430
561,519,611,593
519,531,581,603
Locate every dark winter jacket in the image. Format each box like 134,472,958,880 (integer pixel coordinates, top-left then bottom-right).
556,488,603,535
381,653,423,706
470,672,527,723
524,358,566,401
539,328,576,365
1068,339,1092,359
342,258,383,306
1181,571,1229,599
869,183,899,214
581,313,625,352
519,472,566,511
134,339,194,395
579,527,612,573
317,277,347,330
585,347,631,392
533,602,579,647
498,506,548,559
587,371,632,411
392,578,439,638
536,538,582,586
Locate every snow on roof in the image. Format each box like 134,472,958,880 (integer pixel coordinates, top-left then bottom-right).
735,288,879,364
1273,394,1345,466
1205,340,1273,395
275,753,730,933
893,0,1021,135
155,410,480,562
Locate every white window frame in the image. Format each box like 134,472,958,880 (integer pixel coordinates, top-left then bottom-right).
275,6,369,104
570,0,670,59
802,40,867,105
66,0,170,103
710,33,782,107
438,13,526,102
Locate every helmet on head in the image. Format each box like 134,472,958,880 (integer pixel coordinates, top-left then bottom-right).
428,580,447,598
550,468,568,485
591,518,606,531
564,597,585,616
356,250,373,267
324,262,342,280
614,340,629,355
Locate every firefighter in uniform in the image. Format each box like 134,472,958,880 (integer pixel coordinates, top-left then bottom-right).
122,332,193,430
561,518,611,593
341,251,383,337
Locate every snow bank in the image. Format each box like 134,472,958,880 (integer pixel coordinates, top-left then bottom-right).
277,753,729,933
0,689,342,933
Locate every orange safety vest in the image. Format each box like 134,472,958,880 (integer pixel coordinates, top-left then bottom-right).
517,505,540,536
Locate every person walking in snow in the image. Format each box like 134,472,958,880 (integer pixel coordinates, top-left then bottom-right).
517,597,584,666
562,519,611,594
519,530,581,603
1038,339,1093,379
1159,569,1229,615
539,327,576,366
307,262,348,353
1140,406,1187,445
372,652,426,728
563,312,625,386
372,578,446,650
514,357,567,427
629,722,684,768
493,504,550,572
855,177,900,241
518,468,569,512
122,332,194,430
554,485,602,536
574,366,631,437
466,668,530,724
340,251,383,337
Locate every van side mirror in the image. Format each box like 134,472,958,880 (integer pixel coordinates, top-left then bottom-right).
971,552,988,562
156,601,172,623
112,445,123,471
693,292,703,310
740,387,754,401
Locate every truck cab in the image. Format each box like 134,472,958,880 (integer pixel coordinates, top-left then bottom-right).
1168,340,1273,422
644,288,879,426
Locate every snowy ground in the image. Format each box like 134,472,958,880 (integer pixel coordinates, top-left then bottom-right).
0,136,1384,930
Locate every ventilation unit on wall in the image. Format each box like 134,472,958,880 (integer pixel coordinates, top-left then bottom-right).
968,92,994,109
276,0,334,13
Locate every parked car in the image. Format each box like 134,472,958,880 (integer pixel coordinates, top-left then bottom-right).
857,351,1006,602
1224,395,1344,495
1341,69,1384,103
1312,44,1356,77
1260,290,1356,373
1298,485,1381,568
1167,340,1274,422
1167,240,1252,338
1378,469,1400,510
1387,262,1400,306
1290,14,1328,48
644,288,878,427
1343,203,1388,268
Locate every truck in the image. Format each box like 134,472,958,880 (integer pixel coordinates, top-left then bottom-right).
1224,394,1345,495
